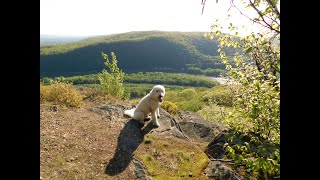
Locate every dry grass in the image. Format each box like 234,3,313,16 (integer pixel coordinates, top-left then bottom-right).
40,83,84,107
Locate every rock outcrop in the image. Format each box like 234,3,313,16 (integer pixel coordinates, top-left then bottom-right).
93,104,247,179
173,110,227,142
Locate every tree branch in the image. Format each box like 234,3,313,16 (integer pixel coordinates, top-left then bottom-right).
248,0,280,34
228,0,279,34
210,158,234,162
265,0,280,19
201,0,207,14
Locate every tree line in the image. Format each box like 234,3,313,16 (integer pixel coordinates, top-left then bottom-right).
41,72,218,88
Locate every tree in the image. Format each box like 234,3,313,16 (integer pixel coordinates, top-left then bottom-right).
98,52,127,99
202,0,280,178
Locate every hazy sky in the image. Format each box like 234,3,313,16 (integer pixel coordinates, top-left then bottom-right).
40,0,262,36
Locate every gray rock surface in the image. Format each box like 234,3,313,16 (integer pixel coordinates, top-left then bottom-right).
95,104,245,179
173,110,227,142
205,161,240,180
132,157,153,180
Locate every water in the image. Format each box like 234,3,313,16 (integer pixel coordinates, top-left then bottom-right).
212,77,236,85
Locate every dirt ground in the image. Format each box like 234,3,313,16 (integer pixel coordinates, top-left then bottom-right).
40,101,136,180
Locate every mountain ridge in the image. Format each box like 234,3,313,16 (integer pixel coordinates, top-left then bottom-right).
40,31,233,77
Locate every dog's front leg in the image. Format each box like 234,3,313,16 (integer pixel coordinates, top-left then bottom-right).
151,111,160,127
157,108,160,118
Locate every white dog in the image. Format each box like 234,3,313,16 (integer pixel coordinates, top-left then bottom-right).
124,85,165,127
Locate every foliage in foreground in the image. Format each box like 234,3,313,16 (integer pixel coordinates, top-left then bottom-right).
204,0,280,178
40,82,84,107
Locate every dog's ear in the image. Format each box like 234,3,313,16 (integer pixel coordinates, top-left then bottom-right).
150,87,154,94
162,87,165,95
150,86,157,96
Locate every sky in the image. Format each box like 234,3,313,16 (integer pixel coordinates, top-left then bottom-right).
40,0,265,36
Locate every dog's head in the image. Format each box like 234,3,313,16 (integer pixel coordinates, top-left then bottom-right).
150,85,165,103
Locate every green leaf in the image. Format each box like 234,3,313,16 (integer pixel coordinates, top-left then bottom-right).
245,47,253,54
271,159,278,165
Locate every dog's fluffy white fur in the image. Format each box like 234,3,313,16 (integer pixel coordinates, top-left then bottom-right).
124,85,165,127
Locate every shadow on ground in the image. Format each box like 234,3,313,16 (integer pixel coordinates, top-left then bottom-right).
105,119,155,176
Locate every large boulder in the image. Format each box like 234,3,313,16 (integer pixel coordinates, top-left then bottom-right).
173,110,227,142
204,161,240,180
90,104,135,121
205,129,279,159
94,104,254,180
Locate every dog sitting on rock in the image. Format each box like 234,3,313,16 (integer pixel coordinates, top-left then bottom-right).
124,85,165,127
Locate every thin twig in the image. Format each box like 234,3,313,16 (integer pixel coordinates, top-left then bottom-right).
210,158,234,162
248,0,280,34
210,158,246,166
228,0,279,34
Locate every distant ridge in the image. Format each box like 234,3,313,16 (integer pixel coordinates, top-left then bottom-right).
40,31,236,77
40,34,94,46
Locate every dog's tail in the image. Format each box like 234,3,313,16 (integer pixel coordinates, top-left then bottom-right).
124,108,135,118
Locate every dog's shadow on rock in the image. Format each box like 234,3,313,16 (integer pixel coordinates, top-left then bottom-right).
105,119,156,176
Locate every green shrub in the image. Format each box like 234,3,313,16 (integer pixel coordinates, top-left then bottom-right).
161,101,179,114
197,101,231,123
203,68,225,76
202,85,234,106
178,88,198,101
98,52,128,99
177,99,204,112
41,77,53,84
